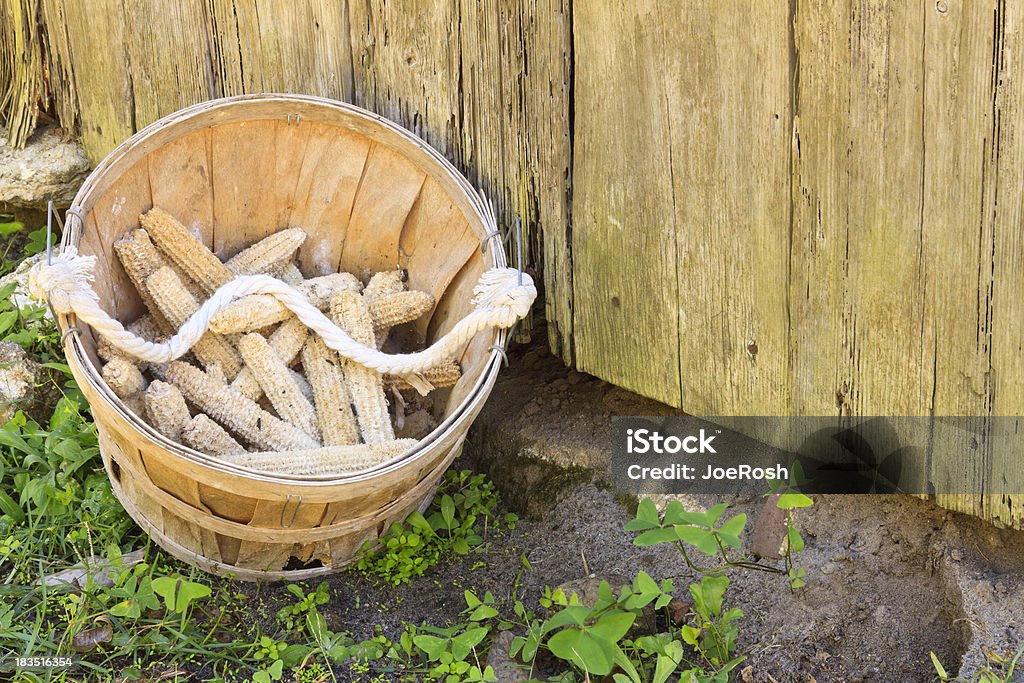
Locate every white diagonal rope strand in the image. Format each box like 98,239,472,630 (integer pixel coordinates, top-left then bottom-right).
28,248,535,376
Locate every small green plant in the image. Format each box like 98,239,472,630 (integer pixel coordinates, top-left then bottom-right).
387,589,500,682
277,581,330,632
506,572,683,682
625,498,782,575
355,469,517,585
932,645,1023,683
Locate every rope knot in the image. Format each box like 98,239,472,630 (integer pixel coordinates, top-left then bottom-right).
470,267,536,325
27,248,99,314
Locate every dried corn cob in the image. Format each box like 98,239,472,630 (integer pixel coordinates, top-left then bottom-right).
144,380,191,441
102,358,147,398
363,270,404,300
145,266,243,379
236,333,319,439
330,291,394,443
225,228,307,277
384,359,462,392
206,362,228,385
216,439,417,476
290,369,314,404
141,208,233,293
209,273,361,334
123,394,146,418
278,263,305,285
166,361,319,451
181,413,246,456
113,230,175,332
301,338,359,446
369,290,435,346
230,317,308,399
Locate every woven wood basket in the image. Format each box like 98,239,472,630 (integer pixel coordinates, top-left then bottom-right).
58,95,507,580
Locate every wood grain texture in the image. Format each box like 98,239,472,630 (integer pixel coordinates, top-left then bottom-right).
348,0,572,349
571,0,681,405
923,0,1024,529
0,0,43,146
34,0,353,161
665,1,791,415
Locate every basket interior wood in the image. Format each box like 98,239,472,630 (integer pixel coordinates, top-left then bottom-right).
75,114,495,419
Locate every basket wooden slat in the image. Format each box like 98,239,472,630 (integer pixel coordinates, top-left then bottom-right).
59,95,507,579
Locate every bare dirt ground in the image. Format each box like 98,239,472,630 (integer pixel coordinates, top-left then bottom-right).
294,334,1023,682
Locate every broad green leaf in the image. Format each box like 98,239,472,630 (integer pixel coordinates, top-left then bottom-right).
151,576,210,612
679,624,701,646
413,634,449,661
306,610,327,642
777,493,814,509
661,500,710,527
632,527,678,547
588,611,635,643
690,574,729,618
634,571,659,595
624,499,661,531
0,489,24,524
0,311,18,336
540,606,591,634
611,645,642,683
787,524,805,553
0,425,33,454
468,604,498,621
653,650,681,683
450,626,489,660
0,221,24,236
440,495,455,528
675,526,719,555
717,513,747,537
547,629,614,676
705,503,729,525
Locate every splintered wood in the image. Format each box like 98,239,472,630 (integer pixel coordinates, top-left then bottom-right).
101,207,461,476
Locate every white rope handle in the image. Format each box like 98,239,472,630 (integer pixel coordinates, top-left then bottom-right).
28,248,536,375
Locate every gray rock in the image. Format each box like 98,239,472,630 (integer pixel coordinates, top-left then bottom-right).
484,630,530,682
0,341,39,423
1,124,90,209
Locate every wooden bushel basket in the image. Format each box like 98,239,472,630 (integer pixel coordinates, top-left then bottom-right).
58,95,508,580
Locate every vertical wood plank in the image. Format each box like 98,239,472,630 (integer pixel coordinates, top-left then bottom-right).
790,0,930,416
571,0,681,405
454,0,573,354
288,125,372,276
37,0,354,162
974,0,1024,529
921,0,996,523
664,2,792,415
147,129,215,246
348,0,572,347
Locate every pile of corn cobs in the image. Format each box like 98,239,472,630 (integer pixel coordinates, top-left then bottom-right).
98,208,461,476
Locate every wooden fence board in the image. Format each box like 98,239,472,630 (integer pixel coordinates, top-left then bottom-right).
790,0,931,417
664,2,792,415
571,0,682,405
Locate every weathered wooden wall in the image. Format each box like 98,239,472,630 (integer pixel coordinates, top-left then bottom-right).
2,0,1023,528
